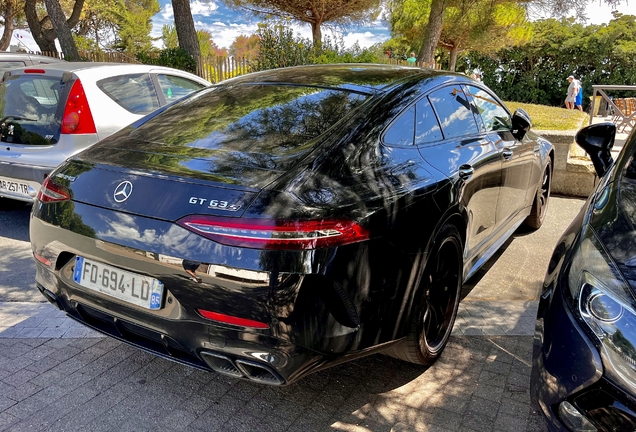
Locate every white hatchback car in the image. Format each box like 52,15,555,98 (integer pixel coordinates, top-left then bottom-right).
0,62,210,202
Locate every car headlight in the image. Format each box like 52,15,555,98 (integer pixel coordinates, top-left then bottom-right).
568,227,636,390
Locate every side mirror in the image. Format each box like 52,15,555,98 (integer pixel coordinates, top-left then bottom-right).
575,122,616,178
511,108,532,140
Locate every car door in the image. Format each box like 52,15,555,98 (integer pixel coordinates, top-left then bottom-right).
417,85,503,270
464,85,536,233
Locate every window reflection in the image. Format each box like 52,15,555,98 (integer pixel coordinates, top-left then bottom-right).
130,85,369,163
465,86,511,132
415,97,442,144
429,86,478,138
384,107,415,146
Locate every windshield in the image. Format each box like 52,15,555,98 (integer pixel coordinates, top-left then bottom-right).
129,84,370,169
0,75,64,145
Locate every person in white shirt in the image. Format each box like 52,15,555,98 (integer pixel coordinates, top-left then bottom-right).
565,75,580,110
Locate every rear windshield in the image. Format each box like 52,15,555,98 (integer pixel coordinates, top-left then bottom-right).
0,75,63,145
129,84,369,160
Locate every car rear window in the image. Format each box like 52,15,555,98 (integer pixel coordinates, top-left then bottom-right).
129,84,369,159
97,73,160,114
0,75,63,145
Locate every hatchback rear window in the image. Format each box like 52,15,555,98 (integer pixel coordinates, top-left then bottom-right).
0,75,63,145
129,84,369,162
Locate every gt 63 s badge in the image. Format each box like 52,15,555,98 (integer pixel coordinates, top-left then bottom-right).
189,196,241,212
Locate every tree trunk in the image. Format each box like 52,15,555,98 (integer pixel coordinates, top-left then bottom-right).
25,0,57,53
311,21,322,48
0,1,15,51
449,45,459,72
172,0,200,61
417,0,446,67
44,0,79,60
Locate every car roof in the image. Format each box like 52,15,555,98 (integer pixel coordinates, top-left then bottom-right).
14,62,170,73
217,63,450,93
0,52,64,62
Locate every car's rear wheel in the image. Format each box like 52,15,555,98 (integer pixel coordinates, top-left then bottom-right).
524,160,552,230
387,223,463,365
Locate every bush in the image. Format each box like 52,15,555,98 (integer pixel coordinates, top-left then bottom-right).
137,48,196,73
255,22,383,71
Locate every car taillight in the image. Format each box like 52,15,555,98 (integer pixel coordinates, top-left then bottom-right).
177,216,369,250
37,176,70,203
197,309,269,329
61,79,96,134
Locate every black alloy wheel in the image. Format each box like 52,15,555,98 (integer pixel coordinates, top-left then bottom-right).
524,160,552,230
387,223,463,365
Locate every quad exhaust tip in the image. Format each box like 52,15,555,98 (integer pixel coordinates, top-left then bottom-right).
200,351,284,385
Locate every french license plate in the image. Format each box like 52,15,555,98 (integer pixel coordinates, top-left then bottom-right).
73,256,163,310
0,176,29,196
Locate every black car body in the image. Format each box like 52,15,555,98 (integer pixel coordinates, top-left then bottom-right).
532,123,636,430
30,64,554,385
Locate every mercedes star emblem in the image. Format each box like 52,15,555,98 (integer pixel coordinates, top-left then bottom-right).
113,181,133,203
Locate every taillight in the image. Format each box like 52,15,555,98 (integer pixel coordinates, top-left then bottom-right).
177,216,369,250
61,80,96,134
37,176,70,203
24,69,46,74
197,309,269,329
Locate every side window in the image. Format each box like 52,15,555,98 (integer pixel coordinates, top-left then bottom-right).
465,85,511,132
97,73,160,114
415,97,443,144
384,107,415,146
428,86,479,138
156,74,205,102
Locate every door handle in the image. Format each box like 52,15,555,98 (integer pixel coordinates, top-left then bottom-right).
502,149,514,160
459,165,474,180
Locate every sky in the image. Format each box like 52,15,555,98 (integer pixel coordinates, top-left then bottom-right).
9,0,636,53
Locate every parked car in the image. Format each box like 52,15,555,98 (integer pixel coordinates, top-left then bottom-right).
0,62,210,202
0,52,64,77
532,122,636,430
30,64,554,385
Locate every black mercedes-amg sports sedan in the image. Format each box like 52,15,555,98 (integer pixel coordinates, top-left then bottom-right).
532,122,636,430
31,64,553,385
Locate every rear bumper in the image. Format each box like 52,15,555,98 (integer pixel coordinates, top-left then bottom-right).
0,162,50,202
35,273,327,385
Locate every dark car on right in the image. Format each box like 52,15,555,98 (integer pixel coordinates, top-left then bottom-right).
532,122,636,431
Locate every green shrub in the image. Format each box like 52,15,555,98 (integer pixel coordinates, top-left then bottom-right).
137,48,196,73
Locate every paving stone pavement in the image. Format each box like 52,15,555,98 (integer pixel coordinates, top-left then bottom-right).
0,301,548,432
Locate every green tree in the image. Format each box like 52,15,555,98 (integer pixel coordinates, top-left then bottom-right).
439,2,532,71
161,23,178,49
226,0,381,47
108,0,159,53
462,13,636,107
389,0,627,66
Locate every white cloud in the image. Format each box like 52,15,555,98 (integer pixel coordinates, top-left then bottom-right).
342,31,385,49
195,21,259,49
161,1,218,20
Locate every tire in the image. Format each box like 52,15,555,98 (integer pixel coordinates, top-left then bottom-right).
387,223,463,365
524,160,552,230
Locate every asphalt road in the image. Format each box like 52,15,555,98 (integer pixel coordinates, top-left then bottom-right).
0,194,586,432
0,198,41,302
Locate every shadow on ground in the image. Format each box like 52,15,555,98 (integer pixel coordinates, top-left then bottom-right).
0,334,547,432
